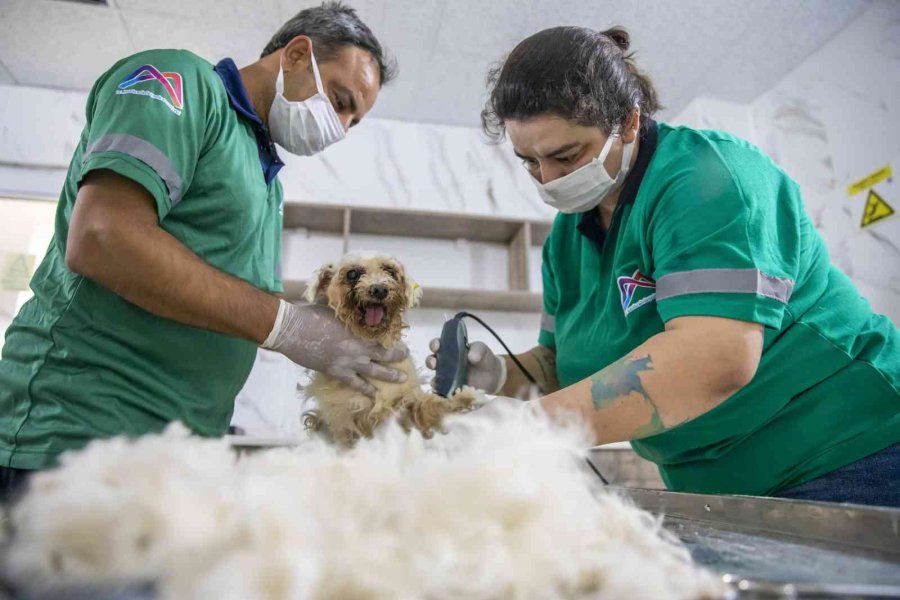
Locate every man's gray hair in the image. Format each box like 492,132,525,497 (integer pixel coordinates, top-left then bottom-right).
262,1,397,86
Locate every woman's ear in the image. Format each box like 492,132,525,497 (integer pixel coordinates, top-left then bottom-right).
303,263,335,304
622,105,641,143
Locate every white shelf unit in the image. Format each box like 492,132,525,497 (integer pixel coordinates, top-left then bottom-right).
281,202,552,313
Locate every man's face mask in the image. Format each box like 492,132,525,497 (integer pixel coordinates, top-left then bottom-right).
268,49,346,156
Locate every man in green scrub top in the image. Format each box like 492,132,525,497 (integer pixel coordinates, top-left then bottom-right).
0,2,408,501
428,26,900,506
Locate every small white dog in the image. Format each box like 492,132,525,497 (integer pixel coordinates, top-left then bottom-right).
301,251,482,446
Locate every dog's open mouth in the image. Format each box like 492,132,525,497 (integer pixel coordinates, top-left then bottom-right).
360,303,386,327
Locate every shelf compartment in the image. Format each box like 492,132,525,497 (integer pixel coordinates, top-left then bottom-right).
282,280,542,313
283,201,552,247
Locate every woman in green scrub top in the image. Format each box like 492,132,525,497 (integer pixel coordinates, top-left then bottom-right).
427,26,900,506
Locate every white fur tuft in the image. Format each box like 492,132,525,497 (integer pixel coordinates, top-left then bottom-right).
407,279,423,308
6,406,723,600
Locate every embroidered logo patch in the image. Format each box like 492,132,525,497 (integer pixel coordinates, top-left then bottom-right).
617,269,656,316
116,65,184,115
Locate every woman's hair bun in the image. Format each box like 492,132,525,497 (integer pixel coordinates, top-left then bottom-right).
601,27,630,52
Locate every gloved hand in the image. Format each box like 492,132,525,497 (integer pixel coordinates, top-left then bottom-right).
424,338,507,395
262,300,408,397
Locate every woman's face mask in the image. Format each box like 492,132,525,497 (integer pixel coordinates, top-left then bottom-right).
531,126,636,214
268,49,346,156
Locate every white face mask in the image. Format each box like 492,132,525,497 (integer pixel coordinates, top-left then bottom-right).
268,50,346,156
532,126,636,214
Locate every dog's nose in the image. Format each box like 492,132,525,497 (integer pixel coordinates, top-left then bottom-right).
370,285,389,300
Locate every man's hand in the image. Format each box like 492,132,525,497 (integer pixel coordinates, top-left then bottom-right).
264,301,408,397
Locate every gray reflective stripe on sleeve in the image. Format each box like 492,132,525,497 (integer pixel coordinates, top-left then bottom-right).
656,268,795,304
541,312,556,332
84,134,184,205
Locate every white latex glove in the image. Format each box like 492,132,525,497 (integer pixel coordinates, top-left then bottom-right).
262,300,408,397
425,338,507,395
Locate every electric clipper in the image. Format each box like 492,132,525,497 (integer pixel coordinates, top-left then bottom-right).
433,312,469,397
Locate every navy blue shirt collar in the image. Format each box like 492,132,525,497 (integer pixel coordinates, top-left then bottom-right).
214,58,284,185
577,119,658,249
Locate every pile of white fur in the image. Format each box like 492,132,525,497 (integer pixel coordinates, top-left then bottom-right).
5,402,723,600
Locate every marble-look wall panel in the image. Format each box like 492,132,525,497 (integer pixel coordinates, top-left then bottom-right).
0,84,86,169
672,1,900,324
278,118,555,220
669,97,757,144
0,83,553,222
751,0,900,324
0,165,68,199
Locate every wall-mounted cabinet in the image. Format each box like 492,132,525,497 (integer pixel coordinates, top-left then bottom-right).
281,202,552,313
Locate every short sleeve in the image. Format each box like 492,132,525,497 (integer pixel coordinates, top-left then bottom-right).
78,53,211,222
649,145,800,329
539,239,558,347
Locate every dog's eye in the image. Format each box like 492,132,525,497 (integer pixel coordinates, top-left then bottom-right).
346,269,361,282
384,266,397,279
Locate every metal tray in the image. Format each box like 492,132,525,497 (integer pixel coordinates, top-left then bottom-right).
615,486,900,599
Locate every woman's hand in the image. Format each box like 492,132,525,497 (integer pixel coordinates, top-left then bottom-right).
425,339,507,394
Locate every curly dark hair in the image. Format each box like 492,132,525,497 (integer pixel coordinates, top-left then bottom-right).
482,26,661,141
261,1,397,87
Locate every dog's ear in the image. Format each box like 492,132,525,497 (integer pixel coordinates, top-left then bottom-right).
303,263,335,304
406,277,423,308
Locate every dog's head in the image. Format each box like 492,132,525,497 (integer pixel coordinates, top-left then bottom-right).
303,252,422,346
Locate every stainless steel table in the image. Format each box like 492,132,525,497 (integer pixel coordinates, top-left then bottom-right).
613,486,900,599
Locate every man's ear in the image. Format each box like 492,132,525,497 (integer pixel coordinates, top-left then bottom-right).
281,35,313,73
303,263,335,304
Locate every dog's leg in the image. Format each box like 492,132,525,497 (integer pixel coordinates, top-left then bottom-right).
364,392,400,432
404,387,482,438
446,386,483,412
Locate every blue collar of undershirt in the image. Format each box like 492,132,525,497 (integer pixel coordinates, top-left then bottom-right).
213,58,284,185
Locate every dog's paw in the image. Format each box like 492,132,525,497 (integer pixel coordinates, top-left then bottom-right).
447,386,484,411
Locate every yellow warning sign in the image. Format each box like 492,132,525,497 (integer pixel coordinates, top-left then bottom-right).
848,164,892,196
860,189,895,228
1,253,36,291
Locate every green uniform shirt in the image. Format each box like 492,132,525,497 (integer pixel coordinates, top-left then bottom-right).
540,121,900,495
0,50,284,469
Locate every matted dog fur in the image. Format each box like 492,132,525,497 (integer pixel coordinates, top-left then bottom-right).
300,251,482,446
5,404,723,600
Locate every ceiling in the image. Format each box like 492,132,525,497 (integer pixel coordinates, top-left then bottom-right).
0,0,870,127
